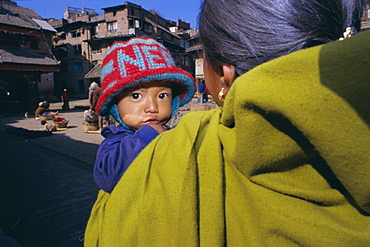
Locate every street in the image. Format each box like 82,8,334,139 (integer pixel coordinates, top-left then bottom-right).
0,99,102,247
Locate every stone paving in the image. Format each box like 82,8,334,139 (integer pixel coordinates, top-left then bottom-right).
0,99,105,167
0,99,101,247
0,130,98,246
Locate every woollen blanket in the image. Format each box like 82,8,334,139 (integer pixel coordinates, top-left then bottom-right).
85,31,370,246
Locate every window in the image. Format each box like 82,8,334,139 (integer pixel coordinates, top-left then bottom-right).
107,21,117,33
135,20,140,28
91,44,101,54
129,18,141,29
57,32,66,40
71,31,81,38
74,62,83,72
72,44,82,56
129,18,134,28
185,57,190,66
144,23,152,33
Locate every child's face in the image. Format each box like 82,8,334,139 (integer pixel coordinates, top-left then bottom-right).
117,85,173,131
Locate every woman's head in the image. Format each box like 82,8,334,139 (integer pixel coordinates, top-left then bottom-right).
199,0,364,76
89,82,99,90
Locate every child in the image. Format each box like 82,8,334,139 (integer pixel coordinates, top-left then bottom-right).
94,37,195,193
41,120,57,132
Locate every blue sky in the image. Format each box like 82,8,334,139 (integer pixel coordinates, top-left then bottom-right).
15,0,202,28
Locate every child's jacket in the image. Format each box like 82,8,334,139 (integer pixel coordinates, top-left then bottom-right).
94,125,159,192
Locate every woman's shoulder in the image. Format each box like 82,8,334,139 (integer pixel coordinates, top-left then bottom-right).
179,108,220,125
164,108,222,140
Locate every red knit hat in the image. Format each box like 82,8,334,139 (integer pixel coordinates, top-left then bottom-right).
96,37,195,123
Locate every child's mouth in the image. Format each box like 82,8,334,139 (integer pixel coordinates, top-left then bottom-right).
143,119,160,125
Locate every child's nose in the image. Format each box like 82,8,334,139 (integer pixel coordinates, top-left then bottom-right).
145,99,159,113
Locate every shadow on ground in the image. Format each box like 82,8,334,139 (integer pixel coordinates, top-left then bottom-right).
0,112,100,246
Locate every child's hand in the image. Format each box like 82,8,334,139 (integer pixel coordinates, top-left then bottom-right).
148,124,168,134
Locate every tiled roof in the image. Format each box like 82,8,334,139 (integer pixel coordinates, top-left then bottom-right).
84,64,101,78
0,0,45,30
32,18,57,32
186,44,203,52
0,48,59,65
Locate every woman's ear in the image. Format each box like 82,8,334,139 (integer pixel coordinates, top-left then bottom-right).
219,64,236,98
221,64,236,88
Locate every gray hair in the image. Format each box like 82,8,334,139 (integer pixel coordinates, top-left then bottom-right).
199,0,364,76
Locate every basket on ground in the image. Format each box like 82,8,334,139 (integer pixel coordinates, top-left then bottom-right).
53,117,69,129
83,122,99,132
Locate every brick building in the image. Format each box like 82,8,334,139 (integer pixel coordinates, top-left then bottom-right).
49,1,194,95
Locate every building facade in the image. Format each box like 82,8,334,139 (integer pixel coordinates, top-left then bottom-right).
0,0,59,113
50,1,194,95
361,3,370,31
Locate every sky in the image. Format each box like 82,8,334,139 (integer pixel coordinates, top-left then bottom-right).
14,0,202,28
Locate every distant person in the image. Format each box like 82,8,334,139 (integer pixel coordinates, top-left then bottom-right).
197,81,207,103
89,83,103,130
93,37,195,193
86,81,102,131
34,101,58,120
88,82,99,106
61,89,70,110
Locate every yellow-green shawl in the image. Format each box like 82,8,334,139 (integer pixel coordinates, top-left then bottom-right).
85,31,370,246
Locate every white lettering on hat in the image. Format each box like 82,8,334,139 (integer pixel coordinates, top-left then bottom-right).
118,45,146,77
159,47,176,68
142,45,166,69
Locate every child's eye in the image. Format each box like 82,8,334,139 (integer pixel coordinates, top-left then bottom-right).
159,93,170,99
130,93,142,99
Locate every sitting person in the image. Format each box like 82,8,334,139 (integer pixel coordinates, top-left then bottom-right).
84,109,99,124
34,101,58,120
89,83,103,130
83,109,100,132
40,120,56,132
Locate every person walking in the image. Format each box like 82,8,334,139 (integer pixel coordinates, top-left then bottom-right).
61,89,70,111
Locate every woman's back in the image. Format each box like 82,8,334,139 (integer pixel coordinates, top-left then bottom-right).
85,30,370,246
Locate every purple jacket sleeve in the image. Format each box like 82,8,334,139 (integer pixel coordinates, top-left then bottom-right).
94,125,159,193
